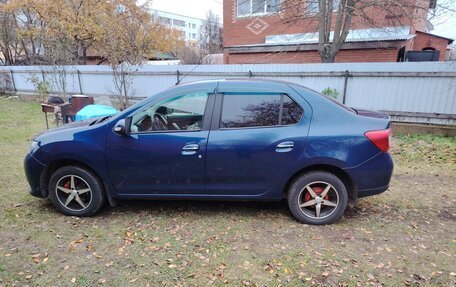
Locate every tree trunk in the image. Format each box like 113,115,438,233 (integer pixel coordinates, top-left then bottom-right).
320,54,336,63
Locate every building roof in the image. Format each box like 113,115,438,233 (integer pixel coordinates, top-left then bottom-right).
150,51,178,60
264,26,414,46
415,30,454,44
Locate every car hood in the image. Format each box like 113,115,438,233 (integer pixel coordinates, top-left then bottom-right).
32,117,104,140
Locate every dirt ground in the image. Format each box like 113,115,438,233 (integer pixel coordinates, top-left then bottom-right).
0,98,454,286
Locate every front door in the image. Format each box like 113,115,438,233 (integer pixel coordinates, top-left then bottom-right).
106,90,214,195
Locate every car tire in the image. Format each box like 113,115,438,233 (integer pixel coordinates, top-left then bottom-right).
48,166,105,217
288,171,348,225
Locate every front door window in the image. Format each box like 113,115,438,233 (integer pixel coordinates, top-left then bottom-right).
130,92,208,133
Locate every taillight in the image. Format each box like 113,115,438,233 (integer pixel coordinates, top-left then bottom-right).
364,129,390,152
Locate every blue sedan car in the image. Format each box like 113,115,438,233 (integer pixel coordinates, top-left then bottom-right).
24,79,393,225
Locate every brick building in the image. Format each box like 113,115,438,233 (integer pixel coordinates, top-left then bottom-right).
223,0,453,64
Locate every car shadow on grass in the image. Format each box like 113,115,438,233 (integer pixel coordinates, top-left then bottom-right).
104,199,293,218
38,198,371,222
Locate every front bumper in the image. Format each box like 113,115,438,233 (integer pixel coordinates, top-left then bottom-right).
24,153,47,198
345,152,394,198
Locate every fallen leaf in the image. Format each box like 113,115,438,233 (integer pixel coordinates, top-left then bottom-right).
68,238,84,250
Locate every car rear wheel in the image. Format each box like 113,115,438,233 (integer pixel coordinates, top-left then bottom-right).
288,171,348,225
48,166,105,217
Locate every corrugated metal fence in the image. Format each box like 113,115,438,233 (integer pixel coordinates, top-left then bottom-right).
0,62,455,125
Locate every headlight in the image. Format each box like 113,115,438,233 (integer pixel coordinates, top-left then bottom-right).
28,140,39,154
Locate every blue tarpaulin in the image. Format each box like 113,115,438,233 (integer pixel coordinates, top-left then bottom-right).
75,105,118,121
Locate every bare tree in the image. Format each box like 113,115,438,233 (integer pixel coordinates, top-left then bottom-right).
199,10,223,56
111,63,136,110
175,44,205,64
281,0,455,63
447,44,456,61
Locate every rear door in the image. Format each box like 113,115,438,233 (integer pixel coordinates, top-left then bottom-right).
205,82,309,196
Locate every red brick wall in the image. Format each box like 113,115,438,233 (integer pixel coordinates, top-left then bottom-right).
224,0,428,48
411,32,450,61
226,49,399,64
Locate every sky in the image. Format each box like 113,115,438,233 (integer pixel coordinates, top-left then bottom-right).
149,0,456,41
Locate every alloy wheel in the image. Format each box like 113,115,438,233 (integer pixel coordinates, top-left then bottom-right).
55,175,92,212
298,181,339,219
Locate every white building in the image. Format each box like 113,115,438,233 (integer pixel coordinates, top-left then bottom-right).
150,9,207,46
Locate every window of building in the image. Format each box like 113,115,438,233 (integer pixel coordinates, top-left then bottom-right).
237,0,281,17
173,19,186,27
192,23,196,29
159,16,171,25
220,94,302,128
308,0,340,14
181,31,186,38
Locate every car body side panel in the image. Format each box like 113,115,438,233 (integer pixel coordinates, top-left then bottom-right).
288,84,393,194
105,82,219,195
204,81,313,196
27,124,116,198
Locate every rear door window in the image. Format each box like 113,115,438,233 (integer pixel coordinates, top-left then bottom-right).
220,94,302,129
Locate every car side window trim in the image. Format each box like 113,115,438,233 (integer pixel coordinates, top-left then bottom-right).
212,92,304,131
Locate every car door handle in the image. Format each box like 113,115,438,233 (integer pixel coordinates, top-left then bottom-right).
181,144,199,155
276,141,294,152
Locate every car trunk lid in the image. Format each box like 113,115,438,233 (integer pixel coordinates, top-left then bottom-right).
352,108,389,119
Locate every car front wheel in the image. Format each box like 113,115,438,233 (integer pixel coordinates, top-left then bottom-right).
288,171,348,225
48,166,105,217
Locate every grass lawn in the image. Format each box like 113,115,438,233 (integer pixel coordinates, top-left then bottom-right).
0,97,455,286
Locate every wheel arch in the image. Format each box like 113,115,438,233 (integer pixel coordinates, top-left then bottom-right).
42,159,116,206
283,164,358,208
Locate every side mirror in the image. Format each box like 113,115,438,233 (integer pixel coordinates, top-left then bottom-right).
113,117,131,136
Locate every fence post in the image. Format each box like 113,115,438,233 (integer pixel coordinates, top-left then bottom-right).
77,69,83,94
41,69,45,82
10,70,16,92
342,70,350,104
176,70,180,85
122,70,128,99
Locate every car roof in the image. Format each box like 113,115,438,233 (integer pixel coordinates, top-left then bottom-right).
177,78,297,88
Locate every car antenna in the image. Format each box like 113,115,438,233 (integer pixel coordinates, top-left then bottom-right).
175,62,203,85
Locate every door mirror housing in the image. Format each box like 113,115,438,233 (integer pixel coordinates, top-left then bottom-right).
113,117,131,136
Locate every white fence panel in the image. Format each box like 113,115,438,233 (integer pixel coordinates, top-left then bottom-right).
1,62,455,125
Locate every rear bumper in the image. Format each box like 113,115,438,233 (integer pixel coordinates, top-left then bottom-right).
344,152,393,198
24,153,47,198
357,184,389,198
